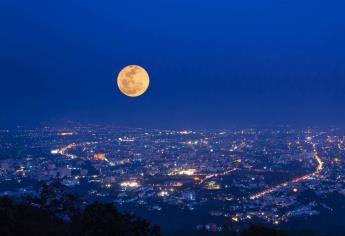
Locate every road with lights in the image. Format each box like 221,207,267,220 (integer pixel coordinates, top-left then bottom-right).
249,142,324,200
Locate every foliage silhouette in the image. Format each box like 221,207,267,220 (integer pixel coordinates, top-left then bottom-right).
0,181,161,236
0,181,289,236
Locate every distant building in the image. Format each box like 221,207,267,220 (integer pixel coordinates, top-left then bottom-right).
93,153,106,161
80,169,88,176
57,168,71,178
62,178,80,186
181,190,196,201
0,160,14,171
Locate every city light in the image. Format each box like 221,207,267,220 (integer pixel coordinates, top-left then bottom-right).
120,181,140,188
51,149,59,154
206,181,221,190
1,126,339,231
93,153,106,161
169,169,197,176
58,132,74,136
158,191,169,197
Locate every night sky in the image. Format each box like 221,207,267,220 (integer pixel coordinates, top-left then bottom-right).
1,0,345,128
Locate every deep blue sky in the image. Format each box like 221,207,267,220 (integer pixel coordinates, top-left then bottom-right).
1,0,345,128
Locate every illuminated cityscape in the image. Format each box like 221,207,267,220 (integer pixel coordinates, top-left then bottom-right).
1,0,345,234
1,125,345,233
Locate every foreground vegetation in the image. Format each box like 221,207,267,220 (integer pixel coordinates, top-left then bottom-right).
0,181,288,236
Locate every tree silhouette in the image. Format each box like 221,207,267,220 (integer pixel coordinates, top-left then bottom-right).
79,202,160,236
0,181,161,236
0,181,292,236
0,196,68,236
239,225,288,236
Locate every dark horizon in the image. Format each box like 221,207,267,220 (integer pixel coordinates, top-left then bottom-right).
1,0,345,128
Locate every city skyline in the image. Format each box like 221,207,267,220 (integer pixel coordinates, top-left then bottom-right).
1,124,345,234
1,1,345,235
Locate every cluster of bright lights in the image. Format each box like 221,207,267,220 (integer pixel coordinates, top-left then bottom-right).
171,182,183,187
185,140,199,145
178,130,192,135
58,132,73,136
93,153,106,161
157,191,169,197
120,181,140,188
206,181,221,190
118,137,135,142
51,149,59,154
104,184,112,188
169,168,197,176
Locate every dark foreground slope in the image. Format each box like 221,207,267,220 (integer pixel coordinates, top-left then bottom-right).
0,181,288,236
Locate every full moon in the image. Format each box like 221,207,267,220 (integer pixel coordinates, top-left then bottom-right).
117,65,150,97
